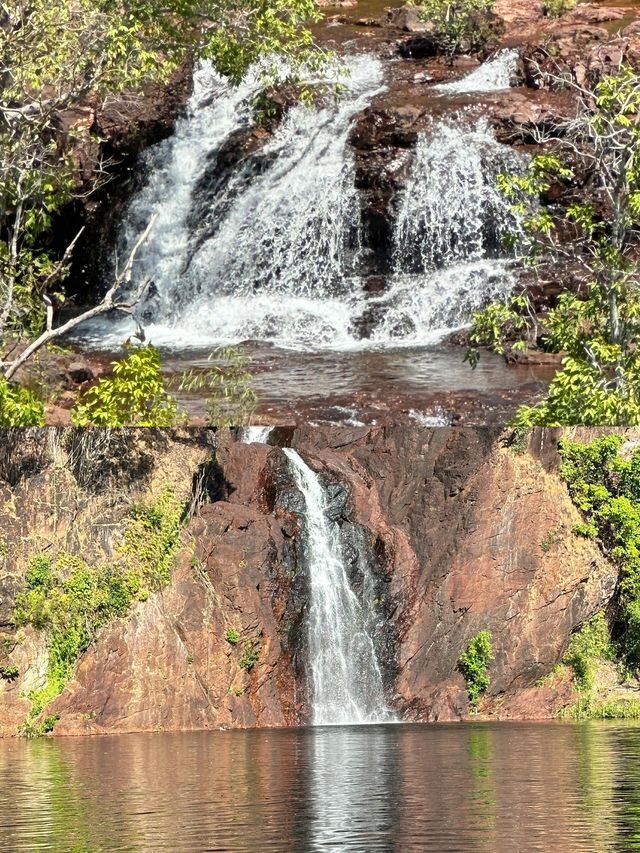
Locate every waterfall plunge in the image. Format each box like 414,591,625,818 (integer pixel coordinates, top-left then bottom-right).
284,449,392,725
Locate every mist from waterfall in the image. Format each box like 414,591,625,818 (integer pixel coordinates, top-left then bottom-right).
283,448,392,725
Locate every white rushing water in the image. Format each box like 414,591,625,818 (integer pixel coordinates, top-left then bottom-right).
435,49,519,95
284,448,392,725
91,54,386,351
238,426,273,444
366,118,523,343
117,62,266,317
80,55,524,353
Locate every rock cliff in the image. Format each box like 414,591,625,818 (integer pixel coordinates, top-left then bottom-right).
0,426,625,735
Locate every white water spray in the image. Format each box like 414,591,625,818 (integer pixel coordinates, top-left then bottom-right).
435,49,519,95
363,118,523,343
239,426,273,444
80,57,524,353
284,448,392,725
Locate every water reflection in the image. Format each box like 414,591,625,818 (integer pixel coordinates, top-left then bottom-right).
309,725,398,851
3,722,640,851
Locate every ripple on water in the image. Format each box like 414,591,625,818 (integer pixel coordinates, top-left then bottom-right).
2,722,640,852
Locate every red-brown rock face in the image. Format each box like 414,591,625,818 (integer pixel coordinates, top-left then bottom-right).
0,427,623,735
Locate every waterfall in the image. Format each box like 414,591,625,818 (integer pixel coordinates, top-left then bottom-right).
116,62,265,320
77,55,524,353
365,118,523,344
238,426,273,444
435,49,519,94
393,119,521,272
283,449,392,725
94,54,386,351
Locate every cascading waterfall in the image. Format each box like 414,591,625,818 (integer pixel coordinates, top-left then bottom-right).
116,62,265,320
80,52,525,353
283,448,392,725
367,118,523,344
238,426,273,444
89,54,386,351
435,48,519,94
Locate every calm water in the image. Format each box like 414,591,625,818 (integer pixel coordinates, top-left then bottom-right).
2,722,640,852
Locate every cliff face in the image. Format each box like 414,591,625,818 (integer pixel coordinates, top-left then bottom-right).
0,427,621,735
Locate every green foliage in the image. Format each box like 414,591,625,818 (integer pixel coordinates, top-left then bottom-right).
560,436,640,670
225,628,240,646
593,699,640,719
504,426,530,454
122,488,185,589
0,377,45,426
458,630,494,710
414,0,496,57
468,68,640,426
543,0,575,16
71,346,182,426
540,525,564,553
0,0,324,348
0,665,19,680
177,346,257,427
573,522,598,540
239,638,261,671
13,488,184,732
563,612,613,693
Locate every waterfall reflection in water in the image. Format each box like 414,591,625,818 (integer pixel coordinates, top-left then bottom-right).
2,723,640,852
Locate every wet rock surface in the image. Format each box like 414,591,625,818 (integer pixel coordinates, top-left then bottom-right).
0,427,625,734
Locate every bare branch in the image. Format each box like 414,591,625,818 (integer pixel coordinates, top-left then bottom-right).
2,215,157,381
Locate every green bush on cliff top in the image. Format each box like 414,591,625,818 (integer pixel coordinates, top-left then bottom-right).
458,630,494,710
14,487,184,734
560,435,640,671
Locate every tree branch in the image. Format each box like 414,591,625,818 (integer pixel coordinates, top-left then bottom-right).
2,215,157,382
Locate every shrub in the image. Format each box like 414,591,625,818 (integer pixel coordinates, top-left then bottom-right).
540,526,564,553
415,0,496,57
0,378,45,426
543,0,575,16
225,628,240,646
71,346,182,427
0,665,19,681
178,346,257,427
560,436,640,669
458,630,494,709
563,612,613,693
14,488,185,732
239,638,261,671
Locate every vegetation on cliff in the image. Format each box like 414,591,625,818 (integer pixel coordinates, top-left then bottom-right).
13,486,185,735
557,435,640,717
458,630,494,710
469,67,640,426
